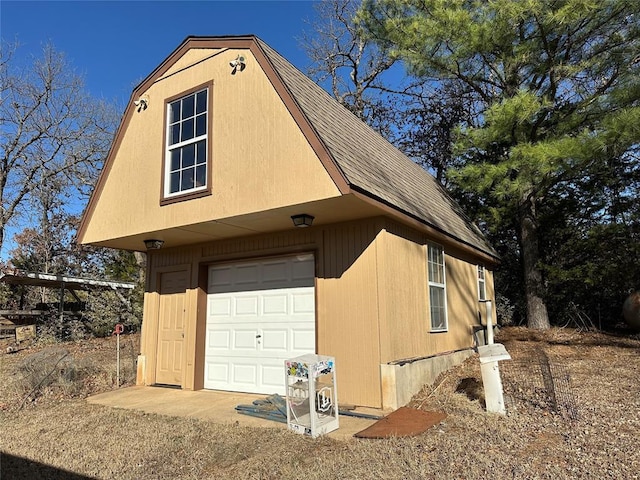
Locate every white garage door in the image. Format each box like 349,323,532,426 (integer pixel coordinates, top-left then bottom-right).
204,254,316,394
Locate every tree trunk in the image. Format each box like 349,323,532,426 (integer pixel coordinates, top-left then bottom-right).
518,194,550,329
133,251,147,287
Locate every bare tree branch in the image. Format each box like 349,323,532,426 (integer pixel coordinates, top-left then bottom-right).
0,42,119,253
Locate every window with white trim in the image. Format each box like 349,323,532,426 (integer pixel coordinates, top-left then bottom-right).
477,265,486,301
165,87,208,197
428,244,448,331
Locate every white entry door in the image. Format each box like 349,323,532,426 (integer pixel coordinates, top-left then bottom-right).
204,254,316,394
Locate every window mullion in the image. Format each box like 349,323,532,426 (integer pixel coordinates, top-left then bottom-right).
169,134,207,151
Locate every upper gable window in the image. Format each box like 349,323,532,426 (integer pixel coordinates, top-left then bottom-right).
164,87,208,198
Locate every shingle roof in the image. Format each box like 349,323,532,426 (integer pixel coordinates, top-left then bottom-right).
256,39,497,259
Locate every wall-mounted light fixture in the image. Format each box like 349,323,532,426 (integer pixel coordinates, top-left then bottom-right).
134,94,149,112
291,214,314,228
144,239,164,250
229,54,246,75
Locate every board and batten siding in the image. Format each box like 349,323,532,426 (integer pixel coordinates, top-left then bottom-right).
377,220,495,364
315,220,383,408
137,217,494,408
376,225,429,364
139,220,386,406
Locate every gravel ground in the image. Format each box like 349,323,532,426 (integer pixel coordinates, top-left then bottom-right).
1,327,639,479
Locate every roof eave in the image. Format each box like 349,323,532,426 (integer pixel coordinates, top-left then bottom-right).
350,188,500,265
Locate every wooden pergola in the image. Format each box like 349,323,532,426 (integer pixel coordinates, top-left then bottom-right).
0,270,136,339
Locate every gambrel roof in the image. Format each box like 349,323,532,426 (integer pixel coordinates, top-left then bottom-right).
255,38,496,259
79,35,497,261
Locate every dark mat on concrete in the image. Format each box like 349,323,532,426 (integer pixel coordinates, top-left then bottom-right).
354,407,446,439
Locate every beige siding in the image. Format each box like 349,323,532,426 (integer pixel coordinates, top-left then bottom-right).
139,222,385,407
445,255,483,345
139,290,159,386
162,48,223,77
376,220,494,365
376,227,428,363
316,220,382,408
138,218,495,408
81,48,340,244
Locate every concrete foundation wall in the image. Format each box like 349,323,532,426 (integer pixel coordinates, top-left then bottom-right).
380,349,475,410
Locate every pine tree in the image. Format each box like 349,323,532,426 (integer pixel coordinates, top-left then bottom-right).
360,0,640,328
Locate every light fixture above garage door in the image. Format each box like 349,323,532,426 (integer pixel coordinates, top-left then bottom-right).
291,214,314,228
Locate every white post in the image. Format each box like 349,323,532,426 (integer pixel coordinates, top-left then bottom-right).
114,323,124,388
477,342,511,415
477,300,511,415
480,360,506,414
116,331,120,388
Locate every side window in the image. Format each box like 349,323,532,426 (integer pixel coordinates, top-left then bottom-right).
164,87,209,198
478,265,486,301
428,243,448,332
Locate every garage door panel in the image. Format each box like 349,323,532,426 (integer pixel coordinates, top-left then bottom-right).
205,255,315,393
208,329,231,349
205,362,229,384
232,363,258,386
211,289,313,323
261,329,288,352
208,255,314,294
262,260,289,284
218,317,261,325
262,363,286,392
209,324,314,352
236,264,261,286
209,266,233,288
235,295,259,316
292,291,315,314
292,256,314,280
205,356,285,394
233,329,259,350
262,293,288,315
208,297,231,316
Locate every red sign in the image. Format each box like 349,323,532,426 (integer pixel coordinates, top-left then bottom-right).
113,324,124,335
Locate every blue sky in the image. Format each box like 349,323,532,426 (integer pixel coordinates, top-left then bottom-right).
1,0,323,259
2,0,321,105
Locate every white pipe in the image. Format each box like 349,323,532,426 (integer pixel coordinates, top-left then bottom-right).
484,300,494,345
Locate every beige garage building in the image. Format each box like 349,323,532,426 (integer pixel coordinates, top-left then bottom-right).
78,35,498,410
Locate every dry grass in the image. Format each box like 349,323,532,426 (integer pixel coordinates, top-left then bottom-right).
1,334,138,410
1,327,640,479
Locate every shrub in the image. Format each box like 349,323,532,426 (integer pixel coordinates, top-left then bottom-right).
14,347,107,403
